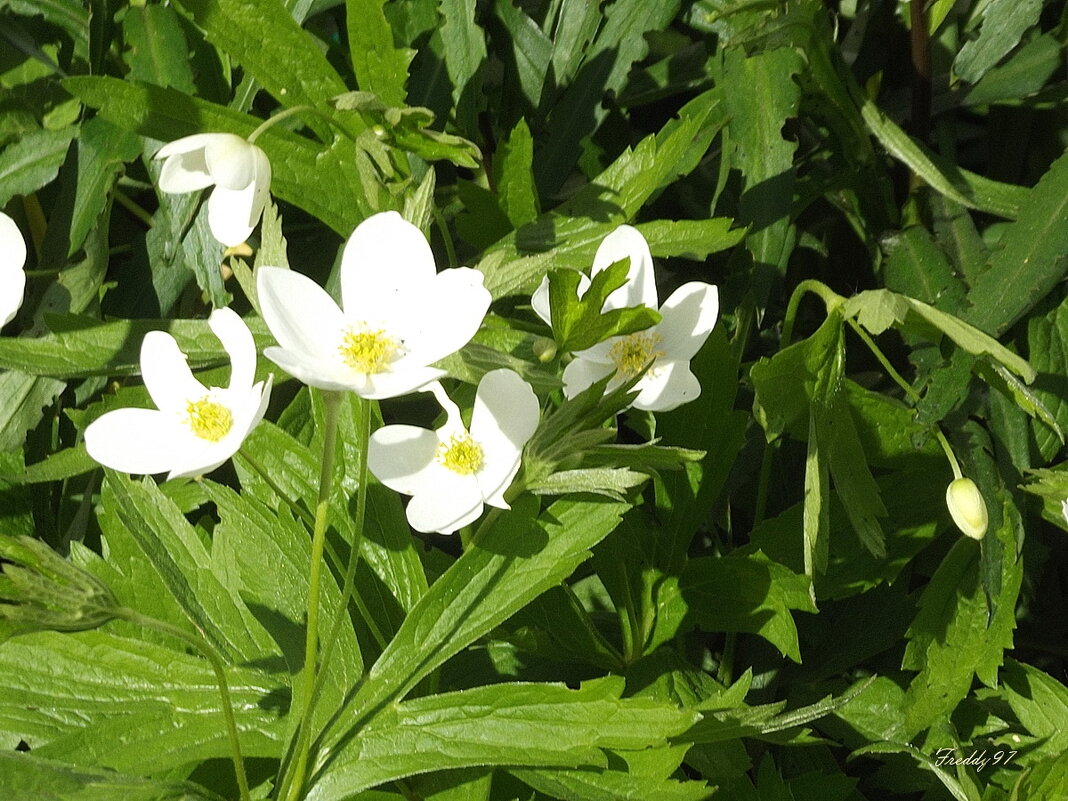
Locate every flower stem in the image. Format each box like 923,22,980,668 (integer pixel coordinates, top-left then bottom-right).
431,205,458,269
247,105,355,144
115,608,250,801
781,279,844,347
113,189,156,229
284,390,342,801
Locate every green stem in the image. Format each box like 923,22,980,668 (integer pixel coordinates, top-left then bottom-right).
718,632,737,687
112,189,155,229
284,391,342,801
314,397,374,698
431,205,458,269
781,279,844,348
116,608,250,801
247,105,354,144
845,318,962,478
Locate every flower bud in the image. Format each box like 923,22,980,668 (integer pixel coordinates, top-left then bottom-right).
946,478,988,541
532,336,558,363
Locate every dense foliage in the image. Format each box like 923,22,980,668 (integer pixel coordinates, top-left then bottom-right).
0,0,1067,799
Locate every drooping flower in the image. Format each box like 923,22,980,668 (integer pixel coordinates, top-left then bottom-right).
532,226,719,413
946,477,988,541
85,307,272,480
257,211,491,399
0,211,27,327
367,369,539,534
155,133,271,247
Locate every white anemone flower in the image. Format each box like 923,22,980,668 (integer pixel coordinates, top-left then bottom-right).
257,210,491,399
84,307,272,480
532,225,719,413
367,369,539,535
0,211,27,327
155,133,271,248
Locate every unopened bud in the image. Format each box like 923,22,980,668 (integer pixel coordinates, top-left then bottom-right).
946,478,988,541
532,337,558,363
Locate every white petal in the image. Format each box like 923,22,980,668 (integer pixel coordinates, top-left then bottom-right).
404,470,485,535
592,225,657,310
1,212,27,273
84,408,193,475
392,267,490,367
140,331,206,414
470,370,538,500
367,425,440,496
156,135,218,193
655,282,719,362
531,272,591,328
562,356,614,399
256,266,346,362
204,134,258,189
208,307,256,391
207,183,256,247
340,212,437,318
631,359,701,412
0,267,25,327
248,145,271,230
357,366,448,400
263,345,366,392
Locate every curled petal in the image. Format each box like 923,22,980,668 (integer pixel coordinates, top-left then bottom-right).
263,345,365,393
655,282,719,362
208,307,257,391
156,134,218,193
204,134,259,189
85,409,193,476
140,331,207,415
341,212,437,318
592,225,658,310
471,369,539,501
208,182,258,247
561,356,614,400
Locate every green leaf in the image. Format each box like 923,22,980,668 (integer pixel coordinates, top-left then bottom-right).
438,0,487,133
494,0,553,112
848,742,976,801
63,76,374,234
512,766,712,801
977,660,1068,754
529,467,649,499
495,118,539,228
173,0,347,107
0,371,65,451
318,496,627,750
0,0,88,48
0,125,75,207
477,89,726,299
635,219,746,260
654,551,816,662
67,118,140,257
882,225,965,310
122,4,196,92
346,0,413,106
0,751,223,801
547,258,662,352
844,289,1036,382
962,149,1068,336
953,0,1042,84
720,46,802,303
1010,750,1068,801
1027,295,1068,459
102,472,279,665
308,677,698,800
964,32,1064,108
900,503,1023,738
0,630,284,771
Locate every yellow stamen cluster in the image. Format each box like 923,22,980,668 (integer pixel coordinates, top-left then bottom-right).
339,327,397,374
437,433,484,475
608,331,664,379
185,397,233,442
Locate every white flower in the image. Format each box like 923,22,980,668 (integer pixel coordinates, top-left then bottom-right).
257,211,491,399
84,308,272,480
0,211,27,327
367,369,539,534
946,477,988,541
532,225,719,412
1060,498,1068,527
155,133,271,247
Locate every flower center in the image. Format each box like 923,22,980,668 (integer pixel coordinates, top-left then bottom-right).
185,397,233,442
339,326,398,374
437,433,484,475
608,331,664,379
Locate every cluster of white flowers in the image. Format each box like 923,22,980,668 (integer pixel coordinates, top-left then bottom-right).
77,132,724,535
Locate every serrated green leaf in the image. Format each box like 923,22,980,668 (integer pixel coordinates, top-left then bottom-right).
0,371,65,452
346,0,413,107
494,0,552,112
530,467,649,499
495,118,539,228
512,765,712,801
0,125,75,207
309,677,698,801
122,4,196,92
962,149,1068,336
635,218,745,260
882,225,965,310
977,660,1068,755
1027,296,1068,460
438,0,486,133
67,118,140,257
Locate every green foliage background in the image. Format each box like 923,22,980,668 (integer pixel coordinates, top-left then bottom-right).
1,0,1067,799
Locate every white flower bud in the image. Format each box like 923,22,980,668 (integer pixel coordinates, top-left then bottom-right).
946,477,988,541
